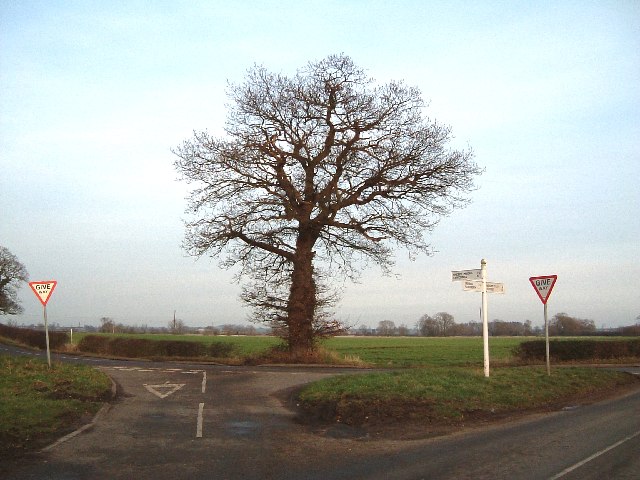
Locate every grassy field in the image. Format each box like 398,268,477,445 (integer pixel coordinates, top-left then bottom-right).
70,333,638,367
0,355,113,458
70,333,525,366
322,336,525,367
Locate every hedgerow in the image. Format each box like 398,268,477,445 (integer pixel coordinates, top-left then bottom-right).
514,339,640,362
77,335,237,359
0,323,68,350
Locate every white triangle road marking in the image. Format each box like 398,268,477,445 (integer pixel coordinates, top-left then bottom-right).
143,382,185,399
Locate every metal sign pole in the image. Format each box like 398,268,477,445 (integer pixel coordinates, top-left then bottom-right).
43,305,51,369
481,259,489,378
28,280,57,369
544,302,550,376
529,275,557,376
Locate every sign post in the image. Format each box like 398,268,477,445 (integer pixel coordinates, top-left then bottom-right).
481,259,489,378
529,275,557,376
452,260,504,377
28,281,57,368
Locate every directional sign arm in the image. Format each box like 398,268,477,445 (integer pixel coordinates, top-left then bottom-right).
452,269,482,281
463,280,505,293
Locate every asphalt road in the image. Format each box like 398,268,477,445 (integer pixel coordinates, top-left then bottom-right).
1,344,639,479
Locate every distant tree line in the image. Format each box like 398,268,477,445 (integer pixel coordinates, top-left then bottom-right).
95,318,262,336
8,312,639,338
350,312,640,337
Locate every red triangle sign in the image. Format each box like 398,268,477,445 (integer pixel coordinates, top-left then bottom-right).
529,275,557,304
29,281,57,306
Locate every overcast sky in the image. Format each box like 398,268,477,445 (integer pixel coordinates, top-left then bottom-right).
2,1,638,330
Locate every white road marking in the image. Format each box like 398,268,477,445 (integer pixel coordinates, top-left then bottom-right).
549,429,640,479
201,371,207,393
196,403,205,438
143,382,185,399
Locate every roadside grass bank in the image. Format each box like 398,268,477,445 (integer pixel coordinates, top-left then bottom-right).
0,355,113,459
296,366,640,432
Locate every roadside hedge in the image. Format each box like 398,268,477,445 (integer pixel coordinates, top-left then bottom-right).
77,335,237,359
0,323,69,350
514,339,640,362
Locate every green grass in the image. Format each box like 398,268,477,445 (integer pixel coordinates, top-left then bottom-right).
69,333,638,367
298,366,639,425
322,336,526,367
71,333,523,366
0,355,112,457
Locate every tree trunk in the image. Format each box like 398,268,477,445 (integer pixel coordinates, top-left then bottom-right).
286,229,317,356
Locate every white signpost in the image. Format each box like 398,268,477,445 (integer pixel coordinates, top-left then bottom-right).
529,275,558,376
28,281,58,368
452,260,504,377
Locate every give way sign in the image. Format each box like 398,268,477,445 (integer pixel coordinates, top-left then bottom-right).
529,275,557,304
29,281,57,306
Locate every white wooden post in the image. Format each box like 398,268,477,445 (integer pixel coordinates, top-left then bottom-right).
481,259,489,377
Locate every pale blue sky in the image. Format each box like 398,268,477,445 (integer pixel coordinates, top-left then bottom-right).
2,1,638,329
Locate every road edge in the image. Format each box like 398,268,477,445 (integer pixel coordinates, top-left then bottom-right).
40,371,118,453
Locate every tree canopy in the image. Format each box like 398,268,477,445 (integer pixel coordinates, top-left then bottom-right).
0,246,29,315
174,54,481,355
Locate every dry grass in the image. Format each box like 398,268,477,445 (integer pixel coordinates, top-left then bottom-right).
248,345,370,366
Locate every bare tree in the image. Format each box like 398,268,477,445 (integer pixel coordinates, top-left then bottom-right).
169,315,186,334
434,312,456,336
418,312,456,336
417,314,437,336
397,324,410,336
239,264,345,341
174,54,480,355
99,317,116,334
549,313,596,336
0,246,29,316
377,320,397,336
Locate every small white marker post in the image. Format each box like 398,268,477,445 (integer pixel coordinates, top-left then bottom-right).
529,275,558,376
28,281,58,368
452,260,504,377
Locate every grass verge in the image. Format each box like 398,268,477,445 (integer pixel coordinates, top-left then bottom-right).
0,355,113,458
297,366,640,431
